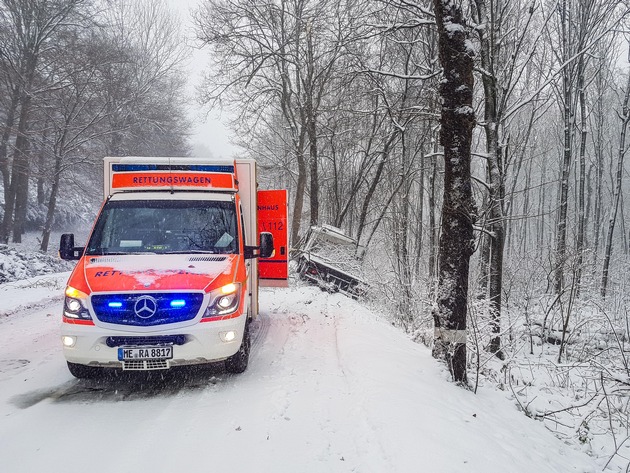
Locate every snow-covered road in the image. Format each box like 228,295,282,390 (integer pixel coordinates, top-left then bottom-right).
0,274,599,473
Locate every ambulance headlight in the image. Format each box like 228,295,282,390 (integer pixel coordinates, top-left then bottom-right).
203,283,241,318
67,299,82,312
218,296,234,309
63,286,92,320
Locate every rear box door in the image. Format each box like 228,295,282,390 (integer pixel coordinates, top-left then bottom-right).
258,189,289,287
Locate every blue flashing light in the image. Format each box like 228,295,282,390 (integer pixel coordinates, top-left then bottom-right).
112,164,234,173
170,299,186,308
108,301,123,308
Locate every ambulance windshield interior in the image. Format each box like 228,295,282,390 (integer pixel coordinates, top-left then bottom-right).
86,200,238,255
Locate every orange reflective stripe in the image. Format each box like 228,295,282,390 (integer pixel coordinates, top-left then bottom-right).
200,312,242,322
63,316,95,326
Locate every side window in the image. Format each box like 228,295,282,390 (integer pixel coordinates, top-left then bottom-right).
240,204,246,246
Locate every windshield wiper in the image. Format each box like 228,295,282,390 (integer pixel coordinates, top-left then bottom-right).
164,249,218,254
87,250,158,256
87,250,126,256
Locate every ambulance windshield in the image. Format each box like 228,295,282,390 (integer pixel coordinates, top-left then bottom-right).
86,199,238,255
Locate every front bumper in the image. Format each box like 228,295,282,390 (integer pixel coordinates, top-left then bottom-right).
61,315,246,369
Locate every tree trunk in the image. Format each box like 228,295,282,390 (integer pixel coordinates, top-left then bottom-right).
431,0,476,385
11,94,33,244
575,56,587,297
305,24,319,227
335,103,382,229
554,0,572,294
307,110,319,226
291,128,308,247
537,159,547,259
40,153,63,253
396,135,414,328
0,85,21,199
593,60,605,261
427,141,437,296
1,45,38,244
414,142,426,278
471,0,505,359
37,124,49,206
1,90,33,244
356,131,397,246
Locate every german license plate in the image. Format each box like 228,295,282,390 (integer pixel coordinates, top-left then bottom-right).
118,346,173,361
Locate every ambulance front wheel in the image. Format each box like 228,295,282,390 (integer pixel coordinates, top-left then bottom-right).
225,324,250,374
67,361,103,379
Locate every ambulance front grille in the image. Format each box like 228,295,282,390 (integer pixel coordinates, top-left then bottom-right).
88,257,123,264
91,292,204,327
187,256,227,262
123,360,170,371
106,335,187,348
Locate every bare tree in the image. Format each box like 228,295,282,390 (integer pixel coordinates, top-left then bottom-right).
601,46,630,298
196,0,368,244
548,0,621,293
0,0,190,248
102,0,189,157
38,29,117,252
470,0,549,358
0,0,88,243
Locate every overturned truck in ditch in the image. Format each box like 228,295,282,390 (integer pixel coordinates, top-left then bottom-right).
296,225,368,298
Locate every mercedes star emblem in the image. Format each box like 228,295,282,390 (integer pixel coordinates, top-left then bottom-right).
134,295,158,319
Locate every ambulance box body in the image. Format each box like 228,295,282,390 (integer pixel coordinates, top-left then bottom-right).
59,157,288,378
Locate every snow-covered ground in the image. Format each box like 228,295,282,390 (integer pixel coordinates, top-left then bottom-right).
0,244,72,283
0,271,602,473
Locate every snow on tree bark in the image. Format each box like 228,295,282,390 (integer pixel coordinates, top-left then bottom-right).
431,0,476,384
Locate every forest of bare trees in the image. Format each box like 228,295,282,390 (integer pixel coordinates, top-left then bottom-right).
0,0,191,251
195,0,630,464
2,0,630,466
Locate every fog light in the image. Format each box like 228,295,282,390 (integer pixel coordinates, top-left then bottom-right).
220,331,237,342
62,336,76,348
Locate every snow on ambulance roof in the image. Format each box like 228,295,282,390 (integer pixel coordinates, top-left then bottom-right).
107,191,233,202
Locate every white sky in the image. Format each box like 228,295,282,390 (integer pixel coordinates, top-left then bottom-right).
167,0,238,159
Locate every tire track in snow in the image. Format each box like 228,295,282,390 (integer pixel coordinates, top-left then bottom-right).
331,310,393,470
321,295,393,471
249,310,270,356
248,288,392,472
0,302,62,388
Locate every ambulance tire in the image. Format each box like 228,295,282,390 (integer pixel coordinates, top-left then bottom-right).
225,323,250,374
67,361,103,379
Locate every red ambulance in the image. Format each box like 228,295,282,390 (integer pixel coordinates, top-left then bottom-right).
59,157,288,378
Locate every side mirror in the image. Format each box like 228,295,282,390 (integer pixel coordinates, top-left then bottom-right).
259,232,274,259
59,233,83,260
